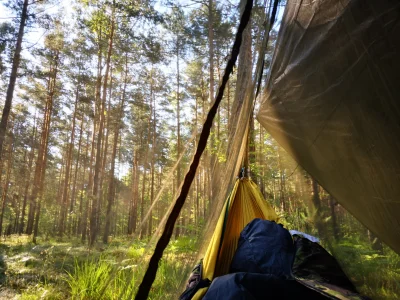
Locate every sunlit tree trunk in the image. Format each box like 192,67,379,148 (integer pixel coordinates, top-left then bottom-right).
31,49,60,243
103,55,127,243
0,124,14,234
175,41,181,239
89,8,115,246
0,0,29,162
129,150,139,234
81,125,92,242
139,163,147,239
19,116,37,234
59,86,80,236
148,69,156,236
71,113,85,235
99,70,113,228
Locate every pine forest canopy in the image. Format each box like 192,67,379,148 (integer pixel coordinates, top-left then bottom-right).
0,0,400,299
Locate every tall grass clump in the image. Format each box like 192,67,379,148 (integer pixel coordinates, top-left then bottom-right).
66,257,136,299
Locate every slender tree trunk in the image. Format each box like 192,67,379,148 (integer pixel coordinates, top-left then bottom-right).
195,97,200,225
329,195,339,241
139,69,154,238
89,9,115,246
19,116,37,234
99,69,113,228
0,129,14,234
312,178,324,237
278,150,286,211
81,126,92,242
31,49,60,243
27,49,59,240
248,113,256,176
0,0,29,161
103,129,117,243
59,87,80,236
103,55,127,243
131,151,139,233
139,164,147,239
175,42,181,239
148,68,156,236
71,114,84,235
207,0,216,213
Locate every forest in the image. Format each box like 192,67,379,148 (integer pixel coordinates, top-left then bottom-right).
0,0,400,299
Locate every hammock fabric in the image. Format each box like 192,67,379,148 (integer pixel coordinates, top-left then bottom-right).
193,178,279,299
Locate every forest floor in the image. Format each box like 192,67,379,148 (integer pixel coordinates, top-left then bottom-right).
0,235,195,299
1,234,400,299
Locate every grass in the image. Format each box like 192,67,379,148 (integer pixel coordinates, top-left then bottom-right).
66,258,136,299
2,232,399,299
65,239,194,299
0,234,195,299
331,239,400,299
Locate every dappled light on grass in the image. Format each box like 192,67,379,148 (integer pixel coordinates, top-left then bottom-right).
0,235,195,299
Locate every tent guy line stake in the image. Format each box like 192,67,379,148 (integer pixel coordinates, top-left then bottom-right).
133,0,254,298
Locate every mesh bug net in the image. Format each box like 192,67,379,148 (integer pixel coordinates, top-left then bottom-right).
126,0,400,299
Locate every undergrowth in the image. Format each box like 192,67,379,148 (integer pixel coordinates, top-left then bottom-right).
2,233,399,299
0,234,194,299
331,239,400,299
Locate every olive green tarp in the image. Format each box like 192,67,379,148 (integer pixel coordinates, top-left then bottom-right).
257,0,400,253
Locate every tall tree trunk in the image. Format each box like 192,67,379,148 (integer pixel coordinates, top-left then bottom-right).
59,87,80,236
0,127,14,234
278,149,286,211
175,42,181,239
82,59,101,242
207,0,216,214
139,69,154,238
19,115,37,234
99,69,113,228
148,68,156,236
31,49,60,243
71,113,84,234
103,130,117,243
329,195,339,241
312,178,324,237
81,126,92,242
139,163,147,239
89,9,115,246
248,113,256,176
0,0,29,161
103,55,127,243
130,150,139,234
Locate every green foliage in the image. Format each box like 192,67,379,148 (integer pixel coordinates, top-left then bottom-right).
167,236,198,254
331,240,400,299
127,245,145,260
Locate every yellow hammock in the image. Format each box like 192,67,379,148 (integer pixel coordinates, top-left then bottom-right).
193,178,279,299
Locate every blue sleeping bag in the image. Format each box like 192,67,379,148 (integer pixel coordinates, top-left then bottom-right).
203,219,327,299
229,218,294,277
